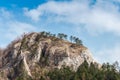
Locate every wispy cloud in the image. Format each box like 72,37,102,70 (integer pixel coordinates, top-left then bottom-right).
95,44,120,64
24,0,120,36
23,0,120,64
0,0,120,64
0,8,37,47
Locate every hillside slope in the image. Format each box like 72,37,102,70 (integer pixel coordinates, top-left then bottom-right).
0,32,96,80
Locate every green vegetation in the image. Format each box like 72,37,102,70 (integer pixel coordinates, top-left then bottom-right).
47,61,120,80
40,31,83,45
70,36,82,45
48,66,74,80
14,57,120,80
57,33,67,40
3,31,120,80
16,73,32,80
11,59,120,80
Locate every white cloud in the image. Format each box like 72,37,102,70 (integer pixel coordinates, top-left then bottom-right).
0,8,13,19
0,1,120,65
95,44,120,64
0,8,37,48
23,0,120,64
4,21,36,39
24,8,41,21
24,0,120,36
113,0,120,2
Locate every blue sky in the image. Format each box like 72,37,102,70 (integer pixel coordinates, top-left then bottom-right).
0,0,120,64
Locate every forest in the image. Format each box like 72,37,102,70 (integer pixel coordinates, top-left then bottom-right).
47,61,120,80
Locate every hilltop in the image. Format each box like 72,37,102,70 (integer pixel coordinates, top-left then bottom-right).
0,32,119,80
0,31,97,80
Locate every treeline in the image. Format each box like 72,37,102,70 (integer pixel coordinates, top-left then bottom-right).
40,31,83,45
47,61,120,80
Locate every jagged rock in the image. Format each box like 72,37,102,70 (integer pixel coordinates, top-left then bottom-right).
0,32,97,80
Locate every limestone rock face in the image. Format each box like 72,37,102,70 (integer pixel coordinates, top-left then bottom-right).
0,32,97,80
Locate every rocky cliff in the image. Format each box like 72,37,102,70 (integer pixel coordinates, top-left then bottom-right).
0,32,97,80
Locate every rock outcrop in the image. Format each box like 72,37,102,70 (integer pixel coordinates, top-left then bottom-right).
0,32,97,80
